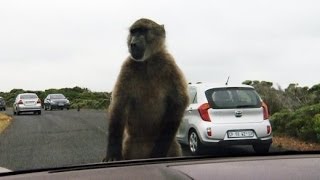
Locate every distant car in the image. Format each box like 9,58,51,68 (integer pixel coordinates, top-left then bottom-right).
13,93,42,115
176,83,272,155
0,96,6,111
43,94,70,110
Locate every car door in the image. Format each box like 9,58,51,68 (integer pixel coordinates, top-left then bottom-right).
177,86,198,144
44,95,50,107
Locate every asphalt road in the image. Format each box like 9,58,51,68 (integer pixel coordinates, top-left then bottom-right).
0,108,281,171
0,108,108,171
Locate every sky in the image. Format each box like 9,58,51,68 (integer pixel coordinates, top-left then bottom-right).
1,0,320,92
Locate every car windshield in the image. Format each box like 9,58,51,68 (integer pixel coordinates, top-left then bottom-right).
0,0,320,176
50,94,65,99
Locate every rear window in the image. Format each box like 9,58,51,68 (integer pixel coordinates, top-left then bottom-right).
51,94,66,99
20,94,38,99
205,87,261,109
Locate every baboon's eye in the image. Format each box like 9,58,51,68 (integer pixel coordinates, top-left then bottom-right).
130,28,148,35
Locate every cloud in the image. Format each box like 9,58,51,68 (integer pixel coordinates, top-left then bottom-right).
0,0,320,92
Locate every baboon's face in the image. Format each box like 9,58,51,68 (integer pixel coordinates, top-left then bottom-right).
128,28,148,61
128,19,166,62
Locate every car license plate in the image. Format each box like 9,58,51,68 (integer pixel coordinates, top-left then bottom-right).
228,130,254,138
25,101,35,105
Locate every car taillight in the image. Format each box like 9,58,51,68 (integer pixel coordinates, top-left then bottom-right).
267,125,272,134
17,100,23,105
37,99,41,104
198,103,211,122
262,101,269,120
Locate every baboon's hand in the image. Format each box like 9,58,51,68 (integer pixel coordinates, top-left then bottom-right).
102,156,123,162
102,151,123,162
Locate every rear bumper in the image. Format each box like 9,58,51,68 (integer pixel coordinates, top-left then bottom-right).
202,137,272,146
195,120,273,146
17,104,41,112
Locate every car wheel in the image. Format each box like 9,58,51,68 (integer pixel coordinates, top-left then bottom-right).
253,143,271,154
17,111,20,115
49,105,53,111
3,108,5,111
38,110,41,115
189,130,203,155
44,105,47,111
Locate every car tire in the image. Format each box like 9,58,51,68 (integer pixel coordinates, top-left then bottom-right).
253,143,271,154
44,105,47,111
188,130,203,155
38,110,41,115
17,111,20,115
49,105,53,111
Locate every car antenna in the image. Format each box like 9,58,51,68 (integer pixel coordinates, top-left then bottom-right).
225,76,230,86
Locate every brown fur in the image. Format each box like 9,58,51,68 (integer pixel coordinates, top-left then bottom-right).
104,18,188,161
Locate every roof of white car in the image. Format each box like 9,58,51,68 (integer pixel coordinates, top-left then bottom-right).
188,82,254,89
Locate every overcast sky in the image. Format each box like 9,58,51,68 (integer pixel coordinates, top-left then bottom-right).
1,0,320,92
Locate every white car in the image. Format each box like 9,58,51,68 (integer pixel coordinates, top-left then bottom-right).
176,83,272,155
13,93,42,115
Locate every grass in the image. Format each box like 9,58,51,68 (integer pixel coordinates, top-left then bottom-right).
0,113,12,133
273,135,320,151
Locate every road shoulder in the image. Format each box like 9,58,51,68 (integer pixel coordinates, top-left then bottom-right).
0,113,12,133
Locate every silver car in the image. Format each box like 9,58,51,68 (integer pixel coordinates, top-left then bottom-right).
43,94,70,110
176,83,272,155
13,93,42,115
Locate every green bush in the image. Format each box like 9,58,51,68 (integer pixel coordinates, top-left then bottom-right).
313,114,320,141
271,103,320,142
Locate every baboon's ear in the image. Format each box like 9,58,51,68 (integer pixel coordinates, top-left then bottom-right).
161,25,166,35
161,25,165,31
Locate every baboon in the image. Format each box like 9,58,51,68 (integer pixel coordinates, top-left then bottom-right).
104,18,189,161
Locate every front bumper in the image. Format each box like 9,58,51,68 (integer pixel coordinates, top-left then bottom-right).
49,103,70,109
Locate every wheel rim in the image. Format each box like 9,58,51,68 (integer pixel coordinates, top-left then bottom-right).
189,132,198,153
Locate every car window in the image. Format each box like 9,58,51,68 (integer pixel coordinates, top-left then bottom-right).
20,94,38,99
205,87,261,109
188,86,197,104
